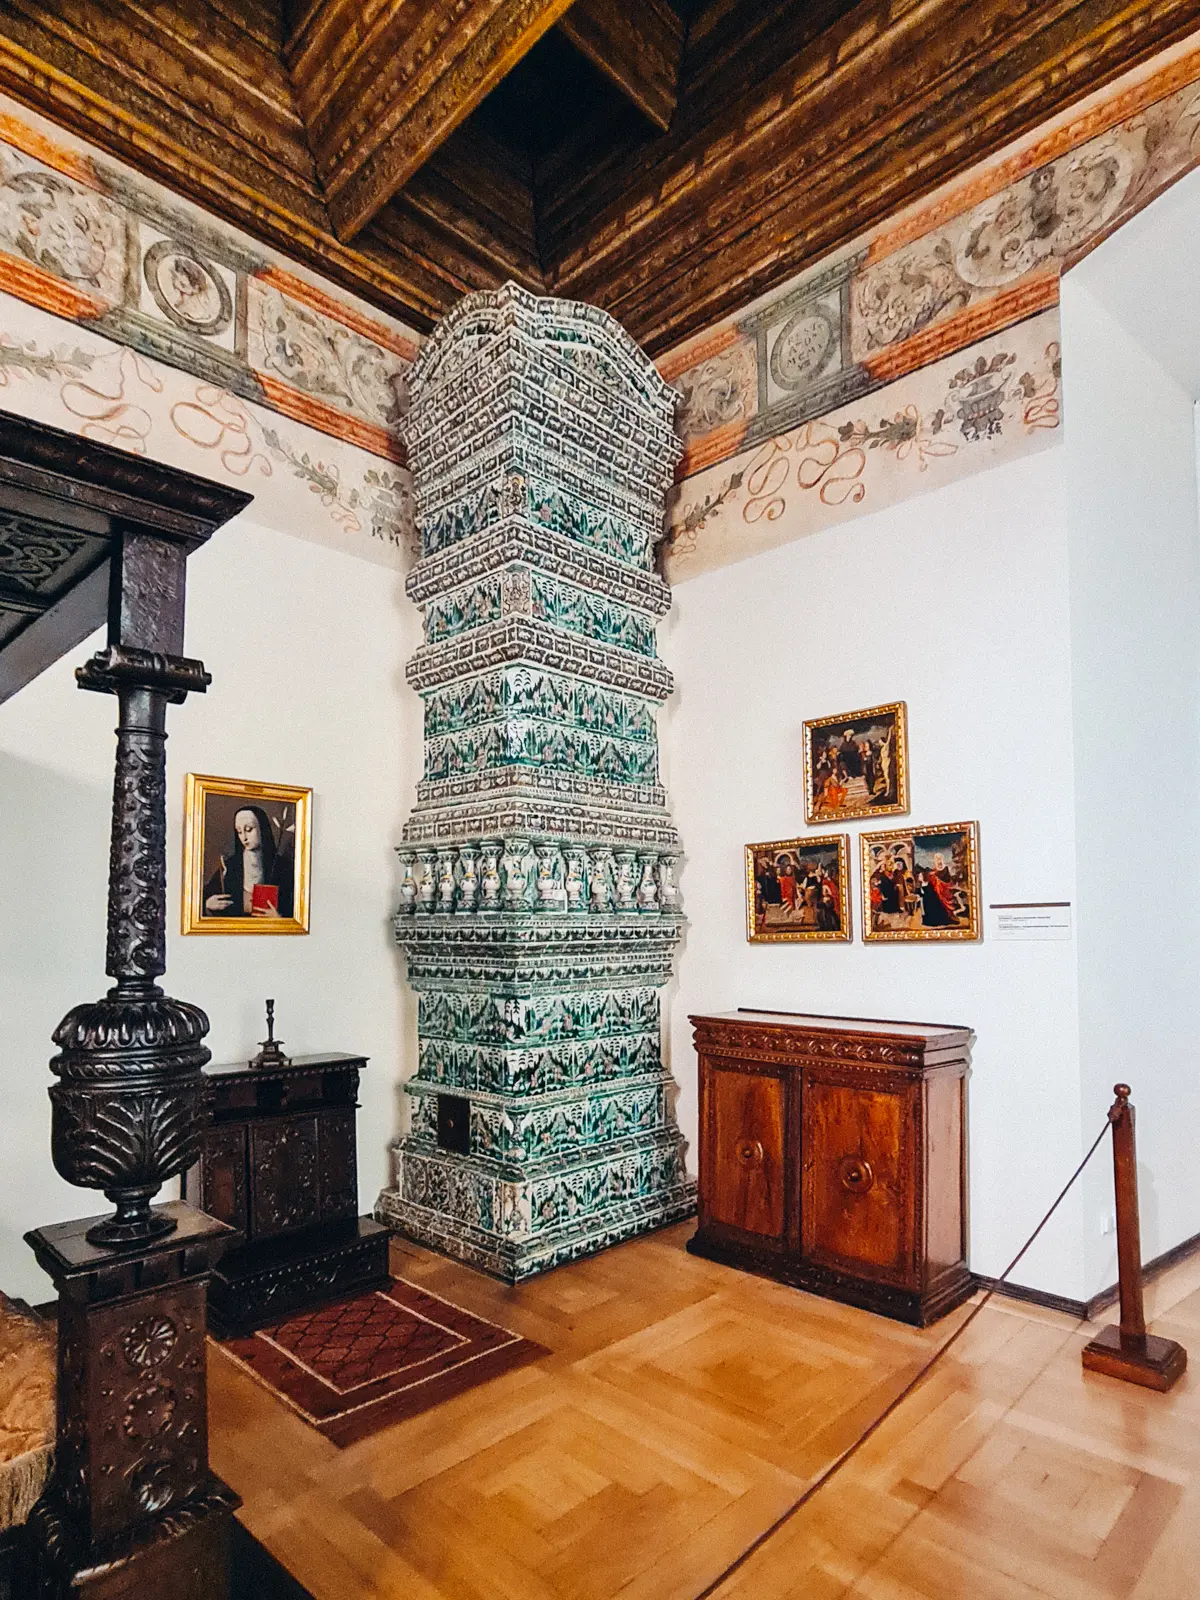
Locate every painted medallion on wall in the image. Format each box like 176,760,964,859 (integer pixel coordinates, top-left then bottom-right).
182,774,311,935
746,834,851,942
803,702,908,824
143,240,233,337
860,821,980,942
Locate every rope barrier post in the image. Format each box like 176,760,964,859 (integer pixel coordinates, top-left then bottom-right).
1082,1084,1187,1392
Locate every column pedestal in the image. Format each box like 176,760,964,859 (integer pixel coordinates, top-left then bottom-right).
25,1203,238,1599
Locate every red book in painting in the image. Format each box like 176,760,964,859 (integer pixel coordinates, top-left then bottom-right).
251,883,279,914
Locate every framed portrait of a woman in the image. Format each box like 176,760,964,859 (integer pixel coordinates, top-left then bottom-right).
182,774,311,935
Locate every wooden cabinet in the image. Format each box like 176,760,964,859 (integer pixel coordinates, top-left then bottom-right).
689,1011,972,1325
184,1052,390,1334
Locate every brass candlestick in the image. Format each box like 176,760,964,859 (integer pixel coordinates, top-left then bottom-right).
249,998,291,1069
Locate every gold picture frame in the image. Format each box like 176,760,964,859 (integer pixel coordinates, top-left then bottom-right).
182,773,311,935
746,834,851,943
860,821,980,943
803,701,909,824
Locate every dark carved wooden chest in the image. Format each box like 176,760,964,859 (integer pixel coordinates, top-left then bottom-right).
688,1011,973,1325
184,1052,390,1335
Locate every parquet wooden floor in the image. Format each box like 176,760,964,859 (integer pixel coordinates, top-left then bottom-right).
208,1223,1200,1600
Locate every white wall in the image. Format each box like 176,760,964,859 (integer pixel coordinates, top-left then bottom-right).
1061,164,1200,401
0,516,421,1302
1061,267,1200,1295
660,449,1090,1294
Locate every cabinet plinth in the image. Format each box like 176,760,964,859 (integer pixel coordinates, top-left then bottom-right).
688,1011,973,1326
184,1052,390,1335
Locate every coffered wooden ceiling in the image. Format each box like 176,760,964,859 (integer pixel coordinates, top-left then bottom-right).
0,0,1196,354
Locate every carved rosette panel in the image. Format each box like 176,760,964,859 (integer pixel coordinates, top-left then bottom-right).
54,1280,209,1546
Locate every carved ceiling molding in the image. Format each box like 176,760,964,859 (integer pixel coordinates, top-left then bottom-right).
0,13,465,325
288,0,579,240
0,0,1194,353
547,0,1200,349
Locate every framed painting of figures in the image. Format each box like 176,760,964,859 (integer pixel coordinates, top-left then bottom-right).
182,774,311,935
860,821,981,943
746,835,851,943
804,702,908,824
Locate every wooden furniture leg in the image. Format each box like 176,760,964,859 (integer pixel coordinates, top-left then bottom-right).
1082,1085,1187,1392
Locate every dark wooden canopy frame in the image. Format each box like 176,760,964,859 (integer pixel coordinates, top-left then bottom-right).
0,413,270,1597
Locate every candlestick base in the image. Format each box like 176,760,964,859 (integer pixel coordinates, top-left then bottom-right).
1082,1323,1187,1391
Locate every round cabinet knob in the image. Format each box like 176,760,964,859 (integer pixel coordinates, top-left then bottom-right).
838,1155,875,1194
736,1139,764,1167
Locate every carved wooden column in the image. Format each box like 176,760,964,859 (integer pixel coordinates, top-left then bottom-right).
0,417,251,1599
48,531,215,1249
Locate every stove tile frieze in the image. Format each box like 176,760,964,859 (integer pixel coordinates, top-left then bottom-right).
405,617,676,701
420,668,658,741
407,517,672,616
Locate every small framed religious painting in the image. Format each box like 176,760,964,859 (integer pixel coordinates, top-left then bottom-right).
182,774,311,935
803,701,908,824
860,821,981,943
746,834,851,943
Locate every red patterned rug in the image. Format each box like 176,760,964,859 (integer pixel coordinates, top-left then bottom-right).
214,1278,547,1447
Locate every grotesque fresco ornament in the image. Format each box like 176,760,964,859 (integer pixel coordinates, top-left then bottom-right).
375,282,695,1281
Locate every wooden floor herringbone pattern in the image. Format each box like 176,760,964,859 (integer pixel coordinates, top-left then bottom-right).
208,1221,1200,1600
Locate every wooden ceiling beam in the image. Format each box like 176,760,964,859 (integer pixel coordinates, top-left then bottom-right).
556,0,684,133
287,0,579,244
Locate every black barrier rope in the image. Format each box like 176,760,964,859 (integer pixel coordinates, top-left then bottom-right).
694,1114,1115,1600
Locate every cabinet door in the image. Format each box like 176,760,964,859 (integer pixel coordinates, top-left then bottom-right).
188,1125,247,1234
701,1063,788,1244
250,1116,321,1238
318,1108,358,1222
801,1076,917,1287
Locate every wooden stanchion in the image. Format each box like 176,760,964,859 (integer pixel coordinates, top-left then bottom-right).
1082,1084,1187,1392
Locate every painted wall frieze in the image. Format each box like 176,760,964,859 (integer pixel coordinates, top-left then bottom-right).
0,92,418,474
656,43,1200,579
0,295,415,566
663,51,1200,488
664,310,1062,581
